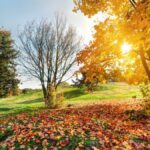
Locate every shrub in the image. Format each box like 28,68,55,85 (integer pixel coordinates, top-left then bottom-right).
21,88,41,94
140,83,150,99
22,88,33,94
56,92,65,108
139,83,150,116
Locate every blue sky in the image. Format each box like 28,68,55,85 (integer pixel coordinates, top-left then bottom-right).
0,0,95,42
0,0,105,88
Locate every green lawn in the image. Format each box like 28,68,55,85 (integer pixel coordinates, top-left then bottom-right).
0,82,141,115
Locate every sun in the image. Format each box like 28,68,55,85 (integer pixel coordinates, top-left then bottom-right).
121,42,132,54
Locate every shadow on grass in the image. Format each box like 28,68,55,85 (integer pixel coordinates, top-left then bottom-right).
0,107,45,118
13,107,42,114
93,84,117,92
18,98,43,104
0,107,13,112
64,88,86,99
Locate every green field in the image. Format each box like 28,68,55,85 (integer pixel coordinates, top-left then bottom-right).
0,82,141,115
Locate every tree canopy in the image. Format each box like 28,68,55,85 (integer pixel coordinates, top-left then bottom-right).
73,0,150,83
18,15,81,107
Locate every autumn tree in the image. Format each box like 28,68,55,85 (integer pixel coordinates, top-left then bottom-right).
75,19,125,90
73,0,150,82
73,72,100,91
0,29,19,97
19,15,81,108
121,0,150,80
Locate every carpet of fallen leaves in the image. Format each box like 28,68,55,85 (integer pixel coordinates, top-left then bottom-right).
0,100,150,150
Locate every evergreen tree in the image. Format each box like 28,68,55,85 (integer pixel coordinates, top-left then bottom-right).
0,29,19,97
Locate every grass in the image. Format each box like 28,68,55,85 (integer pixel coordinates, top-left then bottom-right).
0,82,141,115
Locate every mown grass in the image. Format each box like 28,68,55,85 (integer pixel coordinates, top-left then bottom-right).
0,82,141,115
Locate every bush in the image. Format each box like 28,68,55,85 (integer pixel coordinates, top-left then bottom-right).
22,88,32,94
140,83,150,99
139,83,150,116
56,92,65,108
21,88,41,94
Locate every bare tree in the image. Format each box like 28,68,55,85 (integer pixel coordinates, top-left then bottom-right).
18,14,81,107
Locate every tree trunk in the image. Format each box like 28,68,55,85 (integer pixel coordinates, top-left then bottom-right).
46,84,57,108
41,85,47,98
41,83,48,106
139,49,150,81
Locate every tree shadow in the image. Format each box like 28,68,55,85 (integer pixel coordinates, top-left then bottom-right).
0,107,13,112
0,107,45,118
64,88,86,99
18,98,43,104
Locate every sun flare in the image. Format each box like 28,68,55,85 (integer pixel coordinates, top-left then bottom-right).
121,42,132,54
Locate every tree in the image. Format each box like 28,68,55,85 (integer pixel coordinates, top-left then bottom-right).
121,0,150,80
73,0,150,82
76,19,124,88
0,29,19,97
72,72,100,92
19,15,81,108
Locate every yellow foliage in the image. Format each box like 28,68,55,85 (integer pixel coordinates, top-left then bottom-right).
74,0,150,83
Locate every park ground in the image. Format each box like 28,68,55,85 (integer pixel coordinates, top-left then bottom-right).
0,82,141,115
0,83,150,149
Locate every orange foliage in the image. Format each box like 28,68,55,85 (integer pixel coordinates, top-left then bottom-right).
0,101,149,149
74,0,150,83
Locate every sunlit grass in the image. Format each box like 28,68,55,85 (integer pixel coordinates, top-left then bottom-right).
0,82,141,115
